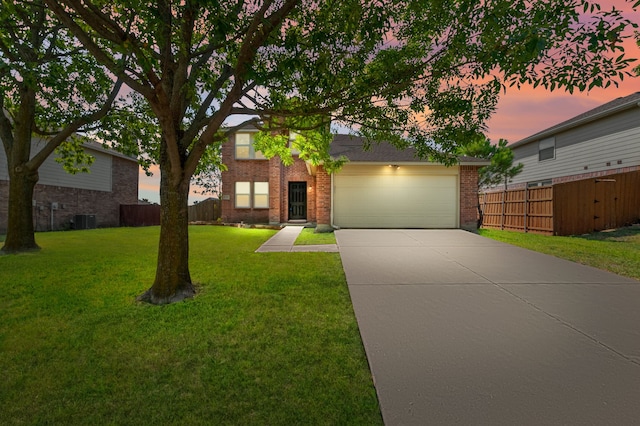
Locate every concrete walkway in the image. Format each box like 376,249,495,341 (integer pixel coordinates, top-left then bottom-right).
255,225,339,252
336,229,640,425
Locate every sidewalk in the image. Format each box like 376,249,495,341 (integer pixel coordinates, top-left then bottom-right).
255,225,339,253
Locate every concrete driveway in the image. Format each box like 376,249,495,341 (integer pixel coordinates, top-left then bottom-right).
335,229,640,425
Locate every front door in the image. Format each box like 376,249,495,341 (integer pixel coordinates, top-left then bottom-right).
288,182,307,220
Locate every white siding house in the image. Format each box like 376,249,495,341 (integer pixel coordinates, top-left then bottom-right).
1,138,139,232
508,92,640,188
0,137,117,191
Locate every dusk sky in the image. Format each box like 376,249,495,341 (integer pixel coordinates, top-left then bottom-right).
139,0,640,204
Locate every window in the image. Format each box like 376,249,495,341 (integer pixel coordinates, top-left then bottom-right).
235,182,251,208
538,137,555,161
527,179,552,188
253,182,269,208
235,133,265,160
234,181,269,208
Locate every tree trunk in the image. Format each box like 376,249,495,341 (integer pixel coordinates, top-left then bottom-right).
1,167,40,253
137,165,195,304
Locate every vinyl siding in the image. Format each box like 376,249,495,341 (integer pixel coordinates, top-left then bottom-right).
510,126,640,185
513,109,640,162
0,139,112,192
555,108,639,150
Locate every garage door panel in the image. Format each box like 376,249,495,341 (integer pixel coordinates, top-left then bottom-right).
334,165,458,228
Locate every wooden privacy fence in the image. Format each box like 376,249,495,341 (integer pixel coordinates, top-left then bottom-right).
188,198,221,222
553,171,640,235
480,170,640,236
480,186,554,235
120,204,161,227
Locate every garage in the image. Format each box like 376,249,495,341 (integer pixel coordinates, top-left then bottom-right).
332,164,459,228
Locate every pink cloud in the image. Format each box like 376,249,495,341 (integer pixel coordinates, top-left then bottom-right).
487,0,640,143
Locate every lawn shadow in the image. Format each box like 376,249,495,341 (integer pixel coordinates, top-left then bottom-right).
573,224,640,243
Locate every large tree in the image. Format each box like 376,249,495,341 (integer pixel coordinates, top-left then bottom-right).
0,0,122,253
45,0,636,304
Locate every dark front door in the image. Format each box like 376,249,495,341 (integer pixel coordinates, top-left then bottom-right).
288,182,307,220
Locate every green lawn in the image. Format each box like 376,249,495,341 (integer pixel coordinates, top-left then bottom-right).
479,225,640,281
0,226,381,425
294,227,337,245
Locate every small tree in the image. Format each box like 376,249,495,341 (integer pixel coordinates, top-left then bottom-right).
460,135,523,226
0,0,122,253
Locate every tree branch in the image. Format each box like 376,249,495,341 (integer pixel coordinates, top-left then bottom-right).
26,79,124,170
45,0,155,97
185,0,300,177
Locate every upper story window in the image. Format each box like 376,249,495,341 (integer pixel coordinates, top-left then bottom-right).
235,133,265,160
538,137,555,161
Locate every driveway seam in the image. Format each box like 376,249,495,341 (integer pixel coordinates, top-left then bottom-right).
494,282,640,367
432,246,640,366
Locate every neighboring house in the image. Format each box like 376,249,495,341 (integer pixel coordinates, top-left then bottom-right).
0,138,139,233
507,91,640,188
221,127,487,230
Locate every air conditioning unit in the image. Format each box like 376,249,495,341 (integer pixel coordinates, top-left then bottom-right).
74,214,97,230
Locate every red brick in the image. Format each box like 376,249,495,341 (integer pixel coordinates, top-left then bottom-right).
0,156,138,233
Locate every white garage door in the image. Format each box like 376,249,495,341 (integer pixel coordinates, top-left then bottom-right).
333,165,459,228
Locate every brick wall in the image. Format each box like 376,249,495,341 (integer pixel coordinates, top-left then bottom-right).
551,166,640,185
0,156,138,233
495,165,640,192
280,158,316,223
220,135,271,223
316,166,331,226
460,165,480,231
221,130,322,225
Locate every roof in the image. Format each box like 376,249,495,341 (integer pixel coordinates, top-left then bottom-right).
329,134,488,165
511,91,640,148
82,140,138,163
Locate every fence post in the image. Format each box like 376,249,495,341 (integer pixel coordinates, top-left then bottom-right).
501,189,505,230
524,186,528,233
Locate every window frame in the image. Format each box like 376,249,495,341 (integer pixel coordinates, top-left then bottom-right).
538,137,555,162
253,182,269,209
234,181,251,209
527,179,552,188
235,132,265,160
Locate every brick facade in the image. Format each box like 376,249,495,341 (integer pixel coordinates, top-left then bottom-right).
497,165,640,192
221,137,323,225
316,167,331,226
0,156,138,233
220,133,271,224
459,165,481,231
221,130,483,229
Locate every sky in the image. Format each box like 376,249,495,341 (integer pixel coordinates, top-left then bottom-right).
138,0,640,205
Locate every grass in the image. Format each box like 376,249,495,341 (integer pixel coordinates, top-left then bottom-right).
0,226,381,425
479,225,640,281
294,227,337,245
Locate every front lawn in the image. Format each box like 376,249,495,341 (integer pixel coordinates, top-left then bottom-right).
294,227,337,245
479,225,640,281
0,226,381,425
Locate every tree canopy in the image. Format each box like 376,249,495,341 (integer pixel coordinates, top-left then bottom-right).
0,0,122,253
42,0,638,303
460,135,524,190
